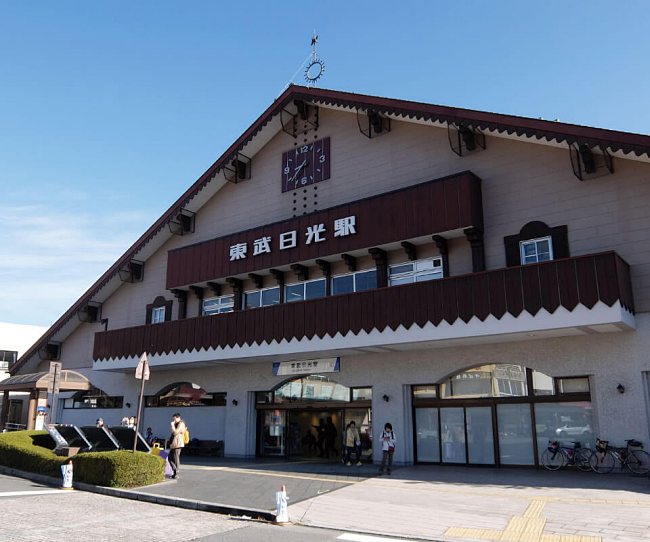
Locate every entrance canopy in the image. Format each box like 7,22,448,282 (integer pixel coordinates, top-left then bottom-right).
0,370,90,392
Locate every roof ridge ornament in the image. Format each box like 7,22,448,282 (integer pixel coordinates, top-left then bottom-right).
278,33,326,96
304,33,325,87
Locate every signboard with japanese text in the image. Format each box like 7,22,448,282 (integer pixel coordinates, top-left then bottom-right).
166,172,483,288
273,357,340,376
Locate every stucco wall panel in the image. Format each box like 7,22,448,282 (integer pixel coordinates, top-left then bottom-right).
80,313,650,462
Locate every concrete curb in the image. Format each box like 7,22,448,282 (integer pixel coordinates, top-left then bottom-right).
0,465,275,522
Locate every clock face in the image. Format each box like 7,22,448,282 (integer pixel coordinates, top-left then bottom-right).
281,137,330,193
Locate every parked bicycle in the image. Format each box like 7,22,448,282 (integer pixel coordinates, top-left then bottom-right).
541,440,593,471
590,439,650,475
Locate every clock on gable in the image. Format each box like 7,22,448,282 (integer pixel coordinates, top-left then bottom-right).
281,137,330,193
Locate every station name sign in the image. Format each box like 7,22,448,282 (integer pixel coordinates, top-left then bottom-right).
165,171,482,289
229,216,356,261
273,357,340,376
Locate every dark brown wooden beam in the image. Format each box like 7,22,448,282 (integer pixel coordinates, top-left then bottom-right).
225,278,243,311
290,264,309,281
341,253,357,272
369,247,388,288
464,227,485,272
248,273,264,289
207,282,222,296
401,241,417,261
432,235,450,277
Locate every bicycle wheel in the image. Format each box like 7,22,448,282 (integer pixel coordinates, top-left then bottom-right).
541,448,565,470
626,449,650,475
590,450,616,473
574,448,594,472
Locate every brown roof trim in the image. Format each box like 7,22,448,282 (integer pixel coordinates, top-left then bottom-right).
293,87,650,157
14,85,650,373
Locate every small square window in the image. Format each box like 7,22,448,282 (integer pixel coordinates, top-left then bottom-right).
519,237,554,265
352,387,372,401
412,385,438,399
203,295,234,316
151,307,165,324
557,377,590,394
389,258,443,286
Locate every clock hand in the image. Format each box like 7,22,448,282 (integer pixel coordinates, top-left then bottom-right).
289,160,308,185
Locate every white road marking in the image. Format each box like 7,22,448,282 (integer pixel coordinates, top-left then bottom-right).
337,534,410,542
0,489,71,498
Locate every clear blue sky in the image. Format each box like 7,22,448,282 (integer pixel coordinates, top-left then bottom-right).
2,1,649,327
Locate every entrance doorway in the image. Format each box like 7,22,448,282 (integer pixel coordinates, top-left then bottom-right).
255,374,373,461
287,410,342,459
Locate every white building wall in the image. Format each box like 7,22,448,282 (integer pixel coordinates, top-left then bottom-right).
76,311,650,463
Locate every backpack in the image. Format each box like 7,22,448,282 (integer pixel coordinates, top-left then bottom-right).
183,425,190,445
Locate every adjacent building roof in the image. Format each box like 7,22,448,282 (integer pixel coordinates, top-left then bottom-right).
0,370,90,392
12,85,650,374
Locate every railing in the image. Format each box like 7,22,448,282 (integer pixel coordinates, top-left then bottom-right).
3,423,27,432
94,251,633,361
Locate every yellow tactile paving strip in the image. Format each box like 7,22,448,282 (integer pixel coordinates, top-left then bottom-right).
445,499,601,542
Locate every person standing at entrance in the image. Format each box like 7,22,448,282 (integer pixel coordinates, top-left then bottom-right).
169,413,186,479
344,421,362,466
378,422,396,474
324,416,338,459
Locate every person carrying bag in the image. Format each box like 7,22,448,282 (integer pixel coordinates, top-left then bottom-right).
168,413,186,479
378,422,396,475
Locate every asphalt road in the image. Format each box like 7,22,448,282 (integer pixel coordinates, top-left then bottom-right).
0,474,409,542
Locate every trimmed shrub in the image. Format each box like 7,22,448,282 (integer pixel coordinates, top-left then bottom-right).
0,430,64,477
73,451,165,488
0,431,165,488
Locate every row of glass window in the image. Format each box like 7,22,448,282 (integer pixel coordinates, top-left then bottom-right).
256,376,372,404
203,258,444,315
415,401,593,465
153,235,555,324
412,364,589,401
64,384,227,409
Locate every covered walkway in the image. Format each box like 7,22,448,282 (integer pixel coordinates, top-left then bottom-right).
0,370,90,430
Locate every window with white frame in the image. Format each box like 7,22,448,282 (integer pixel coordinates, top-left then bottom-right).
244,286,280,309
151,306,166,324
389,257,444,286
331,269,377,295
285,278,326,303
202,295,234,316
0,350,17,372
519,236,553,265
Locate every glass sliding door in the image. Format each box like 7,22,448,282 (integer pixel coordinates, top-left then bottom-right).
466,407,495,465
441,408,466,463
415,407,440,462
497,403,534,465
261,410,286,456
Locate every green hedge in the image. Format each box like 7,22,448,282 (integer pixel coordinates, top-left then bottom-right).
73,451,164,488
0,431,64,477
0,430,165,488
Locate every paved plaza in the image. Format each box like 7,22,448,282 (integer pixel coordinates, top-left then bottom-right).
3,458,650,542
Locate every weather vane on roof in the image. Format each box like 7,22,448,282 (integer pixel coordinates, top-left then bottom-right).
304,32,325,86
278,32,326,96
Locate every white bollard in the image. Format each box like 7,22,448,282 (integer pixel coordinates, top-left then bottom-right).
275,484,289,524
61,461,73,490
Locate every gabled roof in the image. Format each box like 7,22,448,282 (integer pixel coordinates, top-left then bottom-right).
13,85,650,374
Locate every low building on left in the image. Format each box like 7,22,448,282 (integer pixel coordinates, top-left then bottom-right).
0,323,49,430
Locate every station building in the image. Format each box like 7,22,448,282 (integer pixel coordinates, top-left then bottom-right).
4,86,650,466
